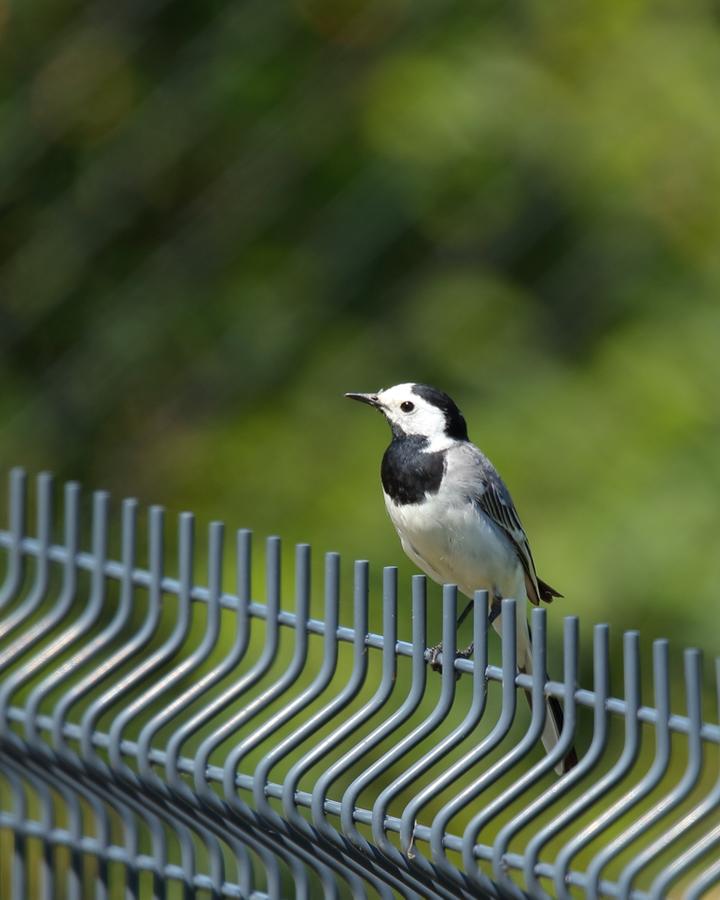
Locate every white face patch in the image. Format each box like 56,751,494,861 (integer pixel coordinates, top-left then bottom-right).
377,383,451,446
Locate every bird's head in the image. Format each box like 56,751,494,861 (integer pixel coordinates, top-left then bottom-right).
345,383,468,444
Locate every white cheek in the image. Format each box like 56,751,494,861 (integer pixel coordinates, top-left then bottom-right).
406,407,446,436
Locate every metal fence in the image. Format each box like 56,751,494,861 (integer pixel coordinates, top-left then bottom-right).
0,469,718,899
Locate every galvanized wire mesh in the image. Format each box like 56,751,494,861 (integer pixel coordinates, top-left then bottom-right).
1,469,718,899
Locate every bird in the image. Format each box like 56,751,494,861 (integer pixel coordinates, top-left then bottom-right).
345,382,577,774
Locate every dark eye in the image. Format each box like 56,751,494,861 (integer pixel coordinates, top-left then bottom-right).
400,401,415,413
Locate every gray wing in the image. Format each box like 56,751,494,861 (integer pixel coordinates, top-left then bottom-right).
459,445,560,605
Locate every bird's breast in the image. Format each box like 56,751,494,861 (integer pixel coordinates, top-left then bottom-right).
384,487,520,597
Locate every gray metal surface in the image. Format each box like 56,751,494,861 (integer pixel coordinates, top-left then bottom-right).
0,468,718,899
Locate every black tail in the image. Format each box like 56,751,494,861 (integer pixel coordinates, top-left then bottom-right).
520,684,578,774
548,693,579,772
537,577,563,602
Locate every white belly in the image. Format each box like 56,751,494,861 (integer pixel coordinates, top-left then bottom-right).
384,489,525,602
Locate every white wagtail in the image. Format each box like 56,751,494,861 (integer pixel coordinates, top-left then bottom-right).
346,382,577,773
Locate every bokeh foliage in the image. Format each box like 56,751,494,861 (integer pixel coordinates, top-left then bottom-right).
1,0,719,810
2,0,718,659
1,1,720,895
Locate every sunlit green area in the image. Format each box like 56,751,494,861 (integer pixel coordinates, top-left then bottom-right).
1,0,719,896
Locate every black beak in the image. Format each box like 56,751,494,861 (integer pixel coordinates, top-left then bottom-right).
345,392,382,409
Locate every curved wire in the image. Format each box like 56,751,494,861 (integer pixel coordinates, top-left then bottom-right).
686,850,720,900
497,615,580,897
550,630,641,900
220,542,313,808
0,468,27,613
191,535,283,799
310,565,400,841
0,749,56,900
0,480,80,674
582,639,671,896
251,551,342,821
23,490,110,745
371,585,460,857
615,648,704,899
104,508,194,771
0,472,52,642
111,520,225,782
0,482,80,737
137,527,252,788
464,608,550,873
281,559,370,832
3,473,719,899
1,754,30,898
645,658,720,900
49,497,139,757
429,598,520,889
340,572,428,852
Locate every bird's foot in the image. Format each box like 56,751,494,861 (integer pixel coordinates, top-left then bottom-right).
426,643,473,680
488,596,502,627
427,642,444,672
457,642,474,659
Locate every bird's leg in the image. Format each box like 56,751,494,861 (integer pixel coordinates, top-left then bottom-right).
456,599,474,629
430,593,503,675
428,600,472,674
456,593,502,646
427,601,472,672
453,600,475,660
448,594,504,663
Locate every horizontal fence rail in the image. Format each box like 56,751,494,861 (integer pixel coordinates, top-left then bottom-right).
0,469,718,899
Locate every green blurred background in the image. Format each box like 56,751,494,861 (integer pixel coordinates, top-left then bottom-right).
1,1,720,895
2,0,718,659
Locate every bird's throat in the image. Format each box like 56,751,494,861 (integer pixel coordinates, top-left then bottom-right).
380,437,446,505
